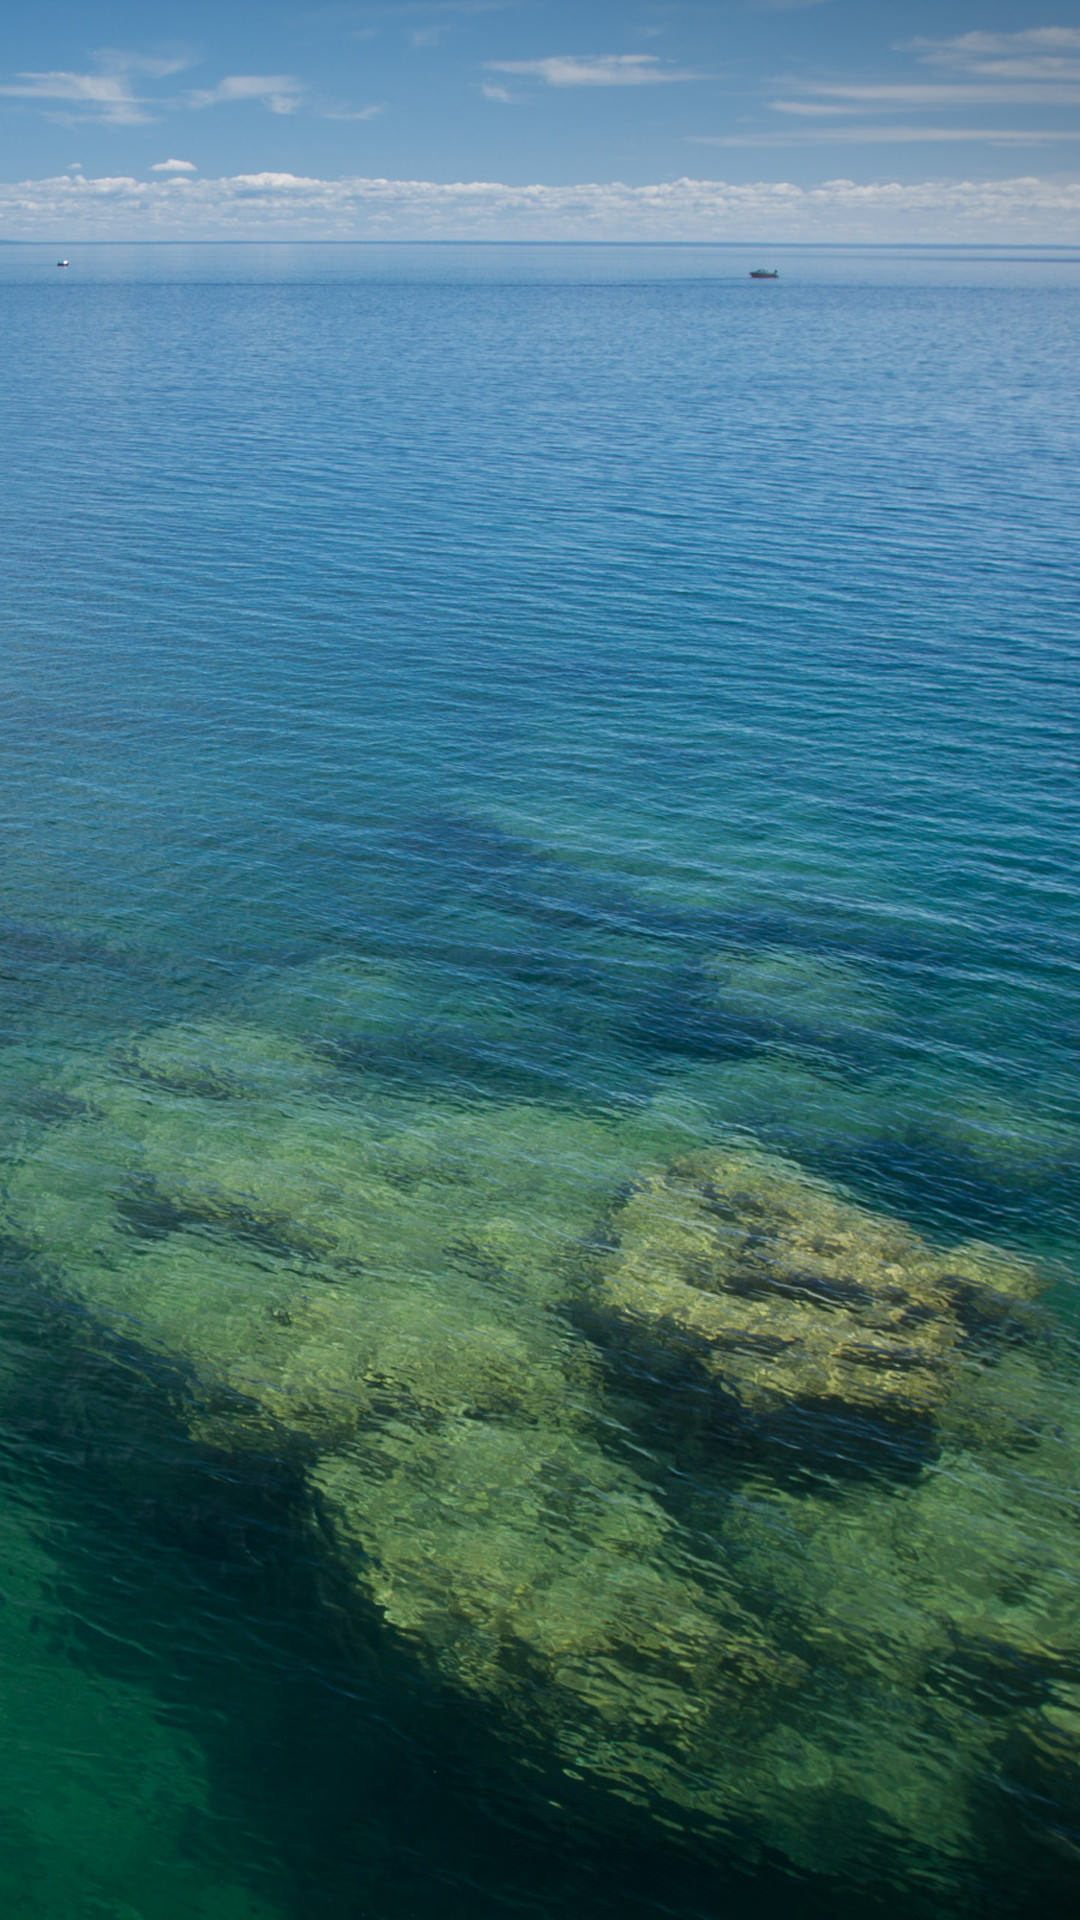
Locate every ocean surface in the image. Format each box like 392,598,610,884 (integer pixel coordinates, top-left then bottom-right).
0,241,1078,1919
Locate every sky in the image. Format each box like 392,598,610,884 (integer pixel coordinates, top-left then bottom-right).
1,1,1079,240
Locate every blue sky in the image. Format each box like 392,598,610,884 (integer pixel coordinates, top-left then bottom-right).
1,2,1079,238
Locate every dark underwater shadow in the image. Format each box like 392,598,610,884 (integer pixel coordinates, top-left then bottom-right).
381,809,1041,984
332,811,1080,1250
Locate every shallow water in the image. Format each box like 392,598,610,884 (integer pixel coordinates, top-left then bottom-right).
0,242,1078,1917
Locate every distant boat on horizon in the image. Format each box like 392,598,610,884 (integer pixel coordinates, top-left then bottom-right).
57,259,69,268
750,268,779,280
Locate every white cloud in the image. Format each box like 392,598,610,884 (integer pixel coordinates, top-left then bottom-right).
93,51,192,80
906,29,1080,79
0,68,152,125
780,80,1080,107
772,102,876,117
0,51,192,124
151,157,197,172
188,75,307,115
481,81,514,102
485,55,699,87
700,126,1080,147
916,26,1080,46
321,103,385,121
770,28,1080,132
1,167,1079,244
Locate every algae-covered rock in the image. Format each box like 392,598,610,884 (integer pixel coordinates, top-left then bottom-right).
647,1056,885,1155
729,1406,1080,1694
592,1146,1040,1432
312,1420,777,1708
907,1081,1080,1205
701,948,891,1050
0,1014,814,1855
649,1053,1080,1249
707,1336,1080,1874
3,1017,699,1444
2,1003,1074,1904
117,1019,326,1104
310,1416,806,1855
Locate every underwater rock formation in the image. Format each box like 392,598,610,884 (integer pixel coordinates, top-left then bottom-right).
716,1355,1080,1883
591,1146,1040,1434
3,1020,619,1447
650,1051,1080,1241
1,995,1076,1904
1,1012,809,1847
701,947,891,1053
312,1419,785,1738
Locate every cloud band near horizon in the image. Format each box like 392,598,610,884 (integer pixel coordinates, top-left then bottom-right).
1,168,1079,243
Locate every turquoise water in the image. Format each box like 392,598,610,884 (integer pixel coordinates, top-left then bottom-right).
0,242,1078,1917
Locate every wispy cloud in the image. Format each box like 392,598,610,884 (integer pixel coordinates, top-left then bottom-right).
771,102,873,117
481,82,514,103
905,28,1080,81
781,80,1080,107
485,54,700,88
188,75,308,115
699,126,1080,147
151,156,197,172
0,50,189,124
93,51,192,81
0,68,153,125
3,167,1079,245
0,50,363,128
320,102,386,121
756,25,1080,144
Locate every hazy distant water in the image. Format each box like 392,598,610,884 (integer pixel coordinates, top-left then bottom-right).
0,244,1078,1920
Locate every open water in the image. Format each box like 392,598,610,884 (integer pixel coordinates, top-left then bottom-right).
0,242,1078,1918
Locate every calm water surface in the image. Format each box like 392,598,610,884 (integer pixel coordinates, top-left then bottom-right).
0,244,1078,1918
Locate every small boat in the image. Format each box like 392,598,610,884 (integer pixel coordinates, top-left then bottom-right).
57,259,69,268
750,268,778,280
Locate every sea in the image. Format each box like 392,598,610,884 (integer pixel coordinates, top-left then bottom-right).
0,241,1077,1919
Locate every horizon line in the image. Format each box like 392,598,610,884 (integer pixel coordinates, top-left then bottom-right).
4,237,1080,251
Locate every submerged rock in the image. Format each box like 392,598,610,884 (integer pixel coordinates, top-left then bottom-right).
701,948,891,1051
591,1146,1040,1435
1,1016,809,1850
0,1006,1072,1903
312,1419,782,1716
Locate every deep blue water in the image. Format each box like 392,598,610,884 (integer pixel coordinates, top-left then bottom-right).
0,243,1078,1919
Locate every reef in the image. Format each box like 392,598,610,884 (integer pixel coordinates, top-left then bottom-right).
701,947,892,1054
590,1145,1039,1439
650,1048,1080,1241
1,985,1077,1905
